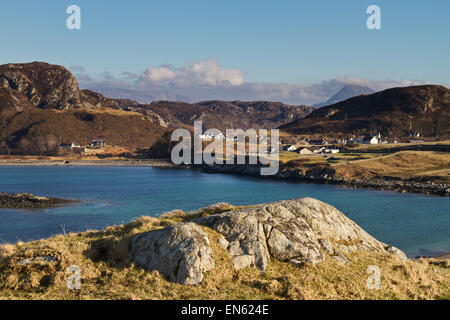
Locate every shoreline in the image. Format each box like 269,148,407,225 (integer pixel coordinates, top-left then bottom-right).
0,161,448,260
0,158,176,168
197,163,450,197
1,158,449,197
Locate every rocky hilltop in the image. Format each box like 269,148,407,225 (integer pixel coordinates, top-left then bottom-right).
0,62,138,112
280,85,450,138
0,62,82,112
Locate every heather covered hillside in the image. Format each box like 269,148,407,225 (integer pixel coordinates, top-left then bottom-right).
280,85,450,138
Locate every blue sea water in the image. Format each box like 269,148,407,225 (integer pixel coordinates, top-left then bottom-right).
0,166,449,258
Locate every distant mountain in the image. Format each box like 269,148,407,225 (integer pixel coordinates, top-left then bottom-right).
314,84,374,107
280,85,450,138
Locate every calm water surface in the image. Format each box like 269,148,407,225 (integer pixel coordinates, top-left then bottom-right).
0,166,449,258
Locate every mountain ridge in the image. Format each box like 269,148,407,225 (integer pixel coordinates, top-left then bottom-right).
280,84,450,137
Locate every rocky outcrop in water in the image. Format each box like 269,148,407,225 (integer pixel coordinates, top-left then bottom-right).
130,198,407,285
0,193,75,209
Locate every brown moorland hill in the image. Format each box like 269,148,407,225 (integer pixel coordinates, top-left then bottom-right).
280,85,450,138
140,100,313,131
0,62,168,154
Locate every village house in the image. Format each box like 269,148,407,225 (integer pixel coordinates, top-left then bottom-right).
59,142,81,150
71,143,81,148
324,148,340,154
91,140,106,148
297,146,337,155
366,136,379,144
359,135,379,144
313,147,327,154
297,147,313,155
283,145,298,152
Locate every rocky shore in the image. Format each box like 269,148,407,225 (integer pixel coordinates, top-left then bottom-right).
199,163,450,197
0,193,76,209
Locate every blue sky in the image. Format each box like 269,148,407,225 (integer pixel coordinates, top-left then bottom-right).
1,0,449,103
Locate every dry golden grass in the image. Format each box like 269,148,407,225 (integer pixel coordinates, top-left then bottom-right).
0,206,449,300
333,151,450,182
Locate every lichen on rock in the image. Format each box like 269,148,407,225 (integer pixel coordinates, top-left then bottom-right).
130,222,215,285
130,197,408,285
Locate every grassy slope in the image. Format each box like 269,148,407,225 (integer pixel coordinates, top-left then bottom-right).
0,108,168,151
333,151,450,182
0,205,449,300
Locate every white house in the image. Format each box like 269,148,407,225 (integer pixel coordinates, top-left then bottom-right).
325,149,340,154
284,145,298,152
313,147,327,154
298,147,313,155
362,135,379,144
368,136,379,144
92,140,105,148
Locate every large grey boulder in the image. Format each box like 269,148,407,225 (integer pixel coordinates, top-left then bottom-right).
130,222,215,285
130,197,407,285
193,197,404,270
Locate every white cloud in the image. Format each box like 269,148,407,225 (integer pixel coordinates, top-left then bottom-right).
140,67,175,82
137,59,243,88
73,59,429,105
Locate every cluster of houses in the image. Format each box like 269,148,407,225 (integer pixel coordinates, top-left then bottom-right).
59,140,107,153
285,133,403,149
281,132,419,156
198,133,237,142
283,145,340,155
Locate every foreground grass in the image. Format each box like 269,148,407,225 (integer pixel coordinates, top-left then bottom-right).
0,205,449,300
